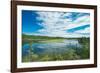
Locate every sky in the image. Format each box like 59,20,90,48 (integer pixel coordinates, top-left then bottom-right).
22,10,90,38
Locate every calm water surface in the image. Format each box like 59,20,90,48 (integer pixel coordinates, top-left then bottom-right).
22,39,82,56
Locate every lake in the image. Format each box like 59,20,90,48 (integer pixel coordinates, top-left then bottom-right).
22,38,90,62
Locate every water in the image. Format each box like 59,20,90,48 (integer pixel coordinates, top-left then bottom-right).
22,39,82,56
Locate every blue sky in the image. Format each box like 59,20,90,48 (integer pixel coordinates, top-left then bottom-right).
22,10,90,38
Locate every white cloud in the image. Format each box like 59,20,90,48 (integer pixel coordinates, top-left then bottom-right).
66,15,90,30
74,15,90,23
34,11,90,38
36,12,72,32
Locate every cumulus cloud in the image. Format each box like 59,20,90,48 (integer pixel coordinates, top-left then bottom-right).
33,11,90,38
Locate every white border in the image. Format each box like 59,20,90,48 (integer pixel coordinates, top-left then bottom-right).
17,5,94,68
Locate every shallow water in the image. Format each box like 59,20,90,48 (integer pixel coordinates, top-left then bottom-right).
22,39,82,56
